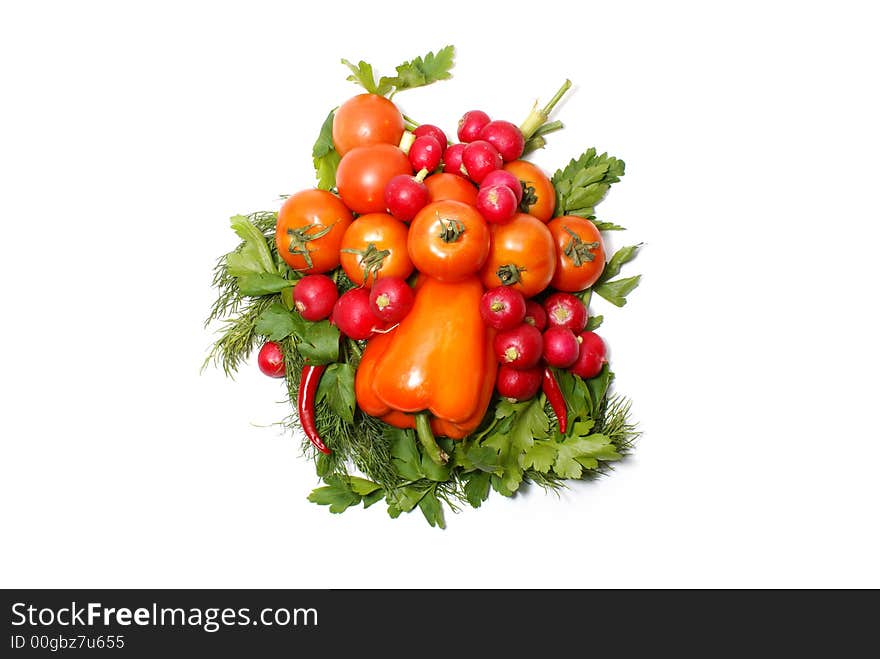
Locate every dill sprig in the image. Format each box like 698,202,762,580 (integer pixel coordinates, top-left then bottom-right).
203,295,278,376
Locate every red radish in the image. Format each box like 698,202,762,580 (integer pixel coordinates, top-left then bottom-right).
523,300,547,331
442,143,467,178
293,274,338,321
461,140,502,183
496,365,542,401
542,327,580,368
479,286,526,330
479,120,525,162
408,135,443,172
457,110,491,143
369,276,414,324
384,173,429,222
493,323,543,369
333,288,381,340
413,124,447,152
480,169,524,205
570,331,607,379
476,184,517,224
544,292,588,332
257,341,286,378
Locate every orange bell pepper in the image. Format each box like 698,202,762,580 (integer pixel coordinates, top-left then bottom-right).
354,276,497,463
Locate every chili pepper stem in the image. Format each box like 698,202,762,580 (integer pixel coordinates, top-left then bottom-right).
415,413,448,465
519,79,572,140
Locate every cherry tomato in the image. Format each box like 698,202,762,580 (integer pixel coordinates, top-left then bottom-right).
336,144,412,214
339,213,413,288
407,200,490,282
424,173,478,206
503,160,556,222
547,216,606,292
332,94,404,156
480,213,555,298
275,189,353,273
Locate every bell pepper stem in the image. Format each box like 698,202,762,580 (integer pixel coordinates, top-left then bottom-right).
415,413,448,465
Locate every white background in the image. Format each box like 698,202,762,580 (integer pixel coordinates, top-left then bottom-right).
1,0,878,588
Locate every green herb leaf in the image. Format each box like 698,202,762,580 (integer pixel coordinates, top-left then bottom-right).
362,489,385,509
522,441,557,473
463,471,491,508
380,45,455,93
482,397,550,495
586,315,604,331
599,244,642,284
594,275,641,307
254,303,298,341
592,220,626,231
236,273,294,296
229,215,277,274
418,489,446,529
387,484,428,516
294,319,340,364
316,363,356,423
312,110,341,190
552,148,625,218
390,429,424,481
341,58,393,95
585,363,613,410
346,475,382,496
307,475,362,514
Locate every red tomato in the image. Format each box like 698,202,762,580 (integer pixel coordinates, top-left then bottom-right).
479,213,556,298
339,213,413,288
275,189,353,273
407,200,489,281
336,144,412,214
547,216,606,291
424,173,479,206
503,160,556,222
332,94,404,156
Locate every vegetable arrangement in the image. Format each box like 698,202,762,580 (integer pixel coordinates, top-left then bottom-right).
205,46,641,528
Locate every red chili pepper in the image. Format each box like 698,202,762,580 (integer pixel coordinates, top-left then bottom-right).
542,367,567,434
298,365,331,454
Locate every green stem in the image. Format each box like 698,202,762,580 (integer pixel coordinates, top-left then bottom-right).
398,131,416,154
519,79,572,140
415,413,448,465
414,167,429,183
542,79,572,117
402,114,421,129
521,136,546,156
533,120,564,137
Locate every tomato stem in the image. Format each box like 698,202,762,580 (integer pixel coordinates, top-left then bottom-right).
415,413,448,465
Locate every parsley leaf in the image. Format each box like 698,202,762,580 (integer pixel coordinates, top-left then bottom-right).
341,59,393,96
482,398,550,495
598,244,642,284
594,275,641,307
308,475,384,514
294,319,340,364
554,434,621,479
592,220,626,231
418,488,446,529
552,148,625,218
317,363,356,423
254,302,298,341
312,110,340,190
380,45,456,94
463,471,491,508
